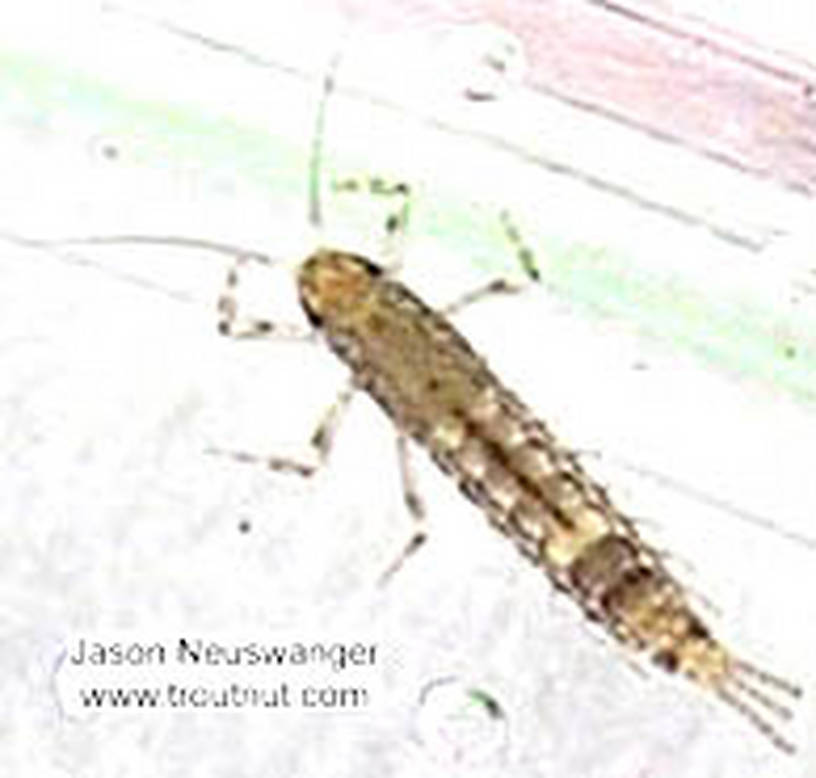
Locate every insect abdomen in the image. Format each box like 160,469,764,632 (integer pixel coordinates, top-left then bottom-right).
567,534,711,665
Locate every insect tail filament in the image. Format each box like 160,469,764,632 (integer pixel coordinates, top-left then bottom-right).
732,657,803,698
714,658,802,753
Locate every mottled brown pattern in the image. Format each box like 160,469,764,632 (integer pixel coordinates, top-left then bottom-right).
296,248,801,753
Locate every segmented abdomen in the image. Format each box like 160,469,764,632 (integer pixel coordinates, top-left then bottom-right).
319,266,663,618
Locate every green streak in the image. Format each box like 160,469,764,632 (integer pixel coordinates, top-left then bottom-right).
1,45,814,405
0,47,305,201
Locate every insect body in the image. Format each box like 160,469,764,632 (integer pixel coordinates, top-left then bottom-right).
295,248,801,752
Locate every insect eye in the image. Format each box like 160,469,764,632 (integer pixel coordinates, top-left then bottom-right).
353,255,383,277
297,284,324,327
302,303,324,328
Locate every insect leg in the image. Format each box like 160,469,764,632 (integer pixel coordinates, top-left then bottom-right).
439,209,542,315
396,432,426,519
207,381,356,477
377,433,429,585
217,253,314,341
332,176,412,273
499,209,541,282
440,277,529,316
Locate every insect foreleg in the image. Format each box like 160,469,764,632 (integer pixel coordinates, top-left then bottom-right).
216,253,314,341
332,176,412,273
499,209,542,283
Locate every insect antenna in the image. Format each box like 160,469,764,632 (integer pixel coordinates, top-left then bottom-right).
714,657,802,753
308,50,344,230
6,233,278,266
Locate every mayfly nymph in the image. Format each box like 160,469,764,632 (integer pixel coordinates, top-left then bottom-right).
287,247,801,753
17,44,801,756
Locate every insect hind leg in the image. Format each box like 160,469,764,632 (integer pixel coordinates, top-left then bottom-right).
377,433,429,585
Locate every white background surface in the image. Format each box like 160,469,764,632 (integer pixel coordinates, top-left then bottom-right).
1,2,816,776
